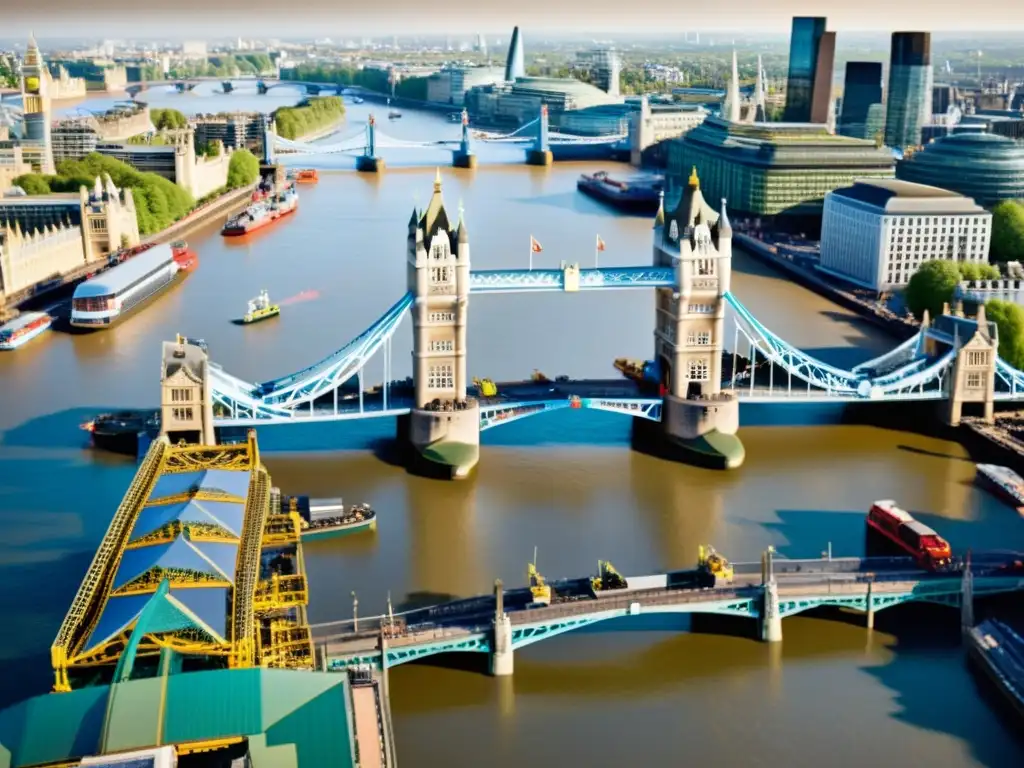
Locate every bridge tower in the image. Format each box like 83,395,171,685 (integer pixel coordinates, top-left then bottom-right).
356,115,385,173
452,110,477,169
159,335,216,446
20,34,55,174
944,303,997,426
262,120,276,165
651,167,745,469
404,171,480,479
760,546,782,642
490,579,513,676
525,104,553,167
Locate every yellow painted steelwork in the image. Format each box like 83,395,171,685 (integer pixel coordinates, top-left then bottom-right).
253,574,309,613
50,433,267,691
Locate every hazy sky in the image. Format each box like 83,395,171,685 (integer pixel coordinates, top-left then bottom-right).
6,1,1024,38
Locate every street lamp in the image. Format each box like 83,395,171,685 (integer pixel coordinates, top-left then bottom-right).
351,590,359,632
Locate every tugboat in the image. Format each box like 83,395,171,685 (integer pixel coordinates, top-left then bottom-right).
287,168,319,184
291,497,376,540
241,290,280,325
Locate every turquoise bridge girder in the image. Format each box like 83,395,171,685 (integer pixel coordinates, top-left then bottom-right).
208,265,1024,427
319,574,1024,671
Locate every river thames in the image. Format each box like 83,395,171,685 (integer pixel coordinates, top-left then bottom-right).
1,83,1022,766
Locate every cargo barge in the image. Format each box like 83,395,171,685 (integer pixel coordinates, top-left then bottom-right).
81,408,161,455
0,311,52,350
222,183,298,237
975,464,1024,515
966,619,1024,723
70,241,197,329
291,496,376,540
577,171,663,213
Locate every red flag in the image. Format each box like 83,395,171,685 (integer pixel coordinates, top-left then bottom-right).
530,236,543,253
596,235,606,252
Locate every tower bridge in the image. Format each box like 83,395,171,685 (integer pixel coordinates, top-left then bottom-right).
161,169,1022,478
262,104,628,171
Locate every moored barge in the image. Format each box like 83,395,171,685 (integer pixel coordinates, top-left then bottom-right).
975,463,1024,515
292,496,376,540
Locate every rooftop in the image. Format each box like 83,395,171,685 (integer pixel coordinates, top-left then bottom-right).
831,179,986,214
73,243,173,299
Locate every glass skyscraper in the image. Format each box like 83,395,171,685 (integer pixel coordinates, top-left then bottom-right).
783,17,835,124
838,62,885,141
884,32,933,149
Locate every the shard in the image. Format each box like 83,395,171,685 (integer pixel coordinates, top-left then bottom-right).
504,26,525,82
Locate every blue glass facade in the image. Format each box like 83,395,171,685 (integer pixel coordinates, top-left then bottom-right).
884,33,932,149
783,17,833,124
838,62,884,141
895,132,1024,206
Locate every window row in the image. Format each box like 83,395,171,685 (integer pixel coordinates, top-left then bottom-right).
170,388,193,403
687,359,709,381
429,339,455,352
428,364,454,390
428,312,455,322
171,407,194,422
687,331,712,346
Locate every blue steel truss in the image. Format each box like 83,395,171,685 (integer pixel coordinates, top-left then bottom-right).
479,397,662,431
469,267,675,294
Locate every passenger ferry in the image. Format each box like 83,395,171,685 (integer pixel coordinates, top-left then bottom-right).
222,184,299,237
577,171,664,213
70,242,197,329
975,464,1024,514
0,311,52,350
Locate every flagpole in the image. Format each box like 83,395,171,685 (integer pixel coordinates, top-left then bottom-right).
595,234,600,268
529,235,533,271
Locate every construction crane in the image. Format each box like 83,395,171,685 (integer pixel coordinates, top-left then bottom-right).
527,547,552,606
590,560,627,594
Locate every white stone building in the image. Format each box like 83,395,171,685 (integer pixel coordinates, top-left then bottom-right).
819,179,991,292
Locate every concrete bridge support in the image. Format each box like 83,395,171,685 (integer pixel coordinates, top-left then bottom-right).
761,582,782,643
405,171,479,478
356,115,385,173
525,105,553,167
865,581,875,630
452,111,477,169
490,580,514,676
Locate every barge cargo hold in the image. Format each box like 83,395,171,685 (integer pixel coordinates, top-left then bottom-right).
0,311,52,350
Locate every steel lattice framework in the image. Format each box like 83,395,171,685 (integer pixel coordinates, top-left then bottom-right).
206,274,1024,427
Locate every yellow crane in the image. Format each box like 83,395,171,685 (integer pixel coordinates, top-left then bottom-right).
527,547,552,606
590,560,627,593
473,377,498,397
697,545,733,585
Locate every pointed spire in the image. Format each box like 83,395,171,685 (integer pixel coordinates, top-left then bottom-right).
921,308,931,329
688,166,700,188
93,176,102,199
654,189,665,228
942,301,951,316
433,167,442,192
976,302,988,336
457,201,469,244
724,49,740,123
718,197,732,235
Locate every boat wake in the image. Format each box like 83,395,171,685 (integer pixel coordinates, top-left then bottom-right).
278,289,320,307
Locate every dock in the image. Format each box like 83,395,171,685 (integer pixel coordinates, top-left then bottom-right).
966,619,1024,722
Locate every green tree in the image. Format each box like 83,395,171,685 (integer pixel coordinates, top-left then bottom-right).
11,174,53,195
272,96,344,140
958,261,1001,280
904,260,963,319
986,299,1024,370
990,200,1024,264
226,148,260,189
150,108,188,130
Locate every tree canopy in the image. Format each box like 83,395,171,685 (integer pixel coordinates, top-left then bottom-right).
904,259,1000,319
272,96,345,140
990,200,1024,264
150,108,188,130
13,153,195,235
226,149,260,189
986,299,1024,370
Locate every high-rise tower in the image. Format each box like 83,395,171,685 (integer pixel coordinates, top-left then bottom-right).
885,32,933,149
20,34,55,174
504,26,525,82
838,62,885,141
783,17,835,124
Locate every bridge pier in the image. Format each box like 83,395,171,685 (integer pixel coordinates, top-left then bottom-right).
761,582,782,643
357,115,385,173
452,110,477,169
865,581,875,630
525,105,553,167
490,580,514,676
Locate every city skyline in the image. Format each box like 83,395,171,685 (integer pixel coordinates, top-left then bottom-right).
6,1,1024,37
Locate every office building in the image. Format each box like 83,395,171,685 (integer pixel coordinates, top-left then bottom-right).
896,132,1024,206
885,32,933,149
465,76,622,129
819,179,991,292
504,26,525,82
575,48,622,97
425,66,505,106
192,111,271,152
783,17,835,123
838,62,885,141
665,117,895,229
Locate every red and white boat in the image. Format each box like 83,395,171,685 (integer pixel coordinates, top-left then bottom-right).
0,311,52,350
866,500,953,570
